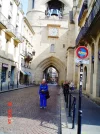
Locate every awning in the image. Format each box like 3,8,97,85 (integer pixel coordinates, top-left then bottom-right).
25,71,31,76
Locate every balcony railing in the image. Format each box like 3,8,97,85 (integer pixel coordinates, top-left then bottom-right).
14,32,23,43
0,12,8,29
6,23,15,37
78,0,88,25
76,0,100,46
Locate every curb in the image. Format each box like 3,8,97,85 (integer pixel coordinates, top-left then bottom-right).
0,85,35,94
60,88,68,134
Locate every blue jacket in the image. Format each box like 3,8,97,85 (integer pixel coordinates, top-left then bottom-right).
39,83,48,95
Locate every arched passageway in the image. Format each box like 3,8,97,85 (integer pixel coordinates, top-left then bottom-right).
34,56,66,84
43,66,59,84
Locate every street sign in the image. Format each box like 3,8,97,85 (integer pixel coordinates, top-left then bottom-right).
76,46,89,134
75,58,89,64
76,46,88,59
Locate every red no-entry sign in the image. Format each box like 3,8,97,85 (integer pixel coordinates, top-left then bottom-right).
76,46,88,59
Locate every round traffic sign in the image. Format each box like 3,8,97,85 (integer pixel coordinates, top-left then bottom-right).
76,46,88,59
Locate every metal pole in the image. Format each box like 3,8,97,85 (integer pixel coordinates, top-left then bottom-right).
72,97,76,129
77,63,83,134
1,81,2,91
68,93,71,117
8,82,9,90
66,93,68,108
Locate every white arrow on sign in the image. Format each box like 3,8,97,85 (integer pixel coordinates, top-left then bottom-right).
75,58,89,64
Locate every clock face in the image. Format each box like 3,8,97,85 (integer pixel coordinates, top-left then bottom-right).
48,27,58,37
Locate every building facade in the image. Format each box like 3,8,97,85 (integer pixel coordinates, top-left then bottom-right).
0,0,23,90
73,0,100,101
19,17,35,85
27,0,75,84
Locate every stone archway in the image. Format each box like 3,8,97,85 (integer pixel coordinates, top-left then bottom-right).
34,56,66,84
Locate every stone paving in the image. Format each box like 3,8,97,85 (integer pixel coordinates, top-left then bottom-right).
0,86,61,134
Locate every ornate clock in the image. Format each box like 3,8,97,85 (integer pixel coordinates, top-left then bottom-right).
47,24,60,38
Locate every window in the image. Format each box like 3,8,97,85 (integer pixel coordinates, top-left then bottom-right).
50,44,55,53
8,15,12,23
9,2,13,16
63,44,65,48
6,38,10,53
16,25,18,33
10,2,13,10
0,4,2,12
32,0,34,8
21,58,24,66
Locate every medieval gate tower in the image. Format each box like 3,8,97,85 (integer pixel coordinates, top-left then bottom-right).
27,0,75,84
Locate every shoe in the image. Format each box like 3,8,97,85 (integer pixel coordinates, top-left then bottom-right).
40,107,42,109
44,107,46,109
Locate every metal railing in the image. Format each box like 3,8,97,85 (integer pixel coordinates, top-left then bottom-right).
76,0,100,46
0,12,23,41
0,12,8,27
62,84,76,129
6,23,15,34
14,32,23,42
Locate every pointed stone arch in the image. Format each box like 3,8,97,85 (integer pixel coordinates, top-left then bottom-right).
34,56,66,84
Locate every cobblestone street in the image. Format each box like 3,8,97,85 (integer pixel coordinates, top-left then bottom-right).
0,86,61,134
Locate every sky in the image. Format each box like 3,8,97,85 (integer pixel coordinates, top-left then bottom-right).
21,0,28,15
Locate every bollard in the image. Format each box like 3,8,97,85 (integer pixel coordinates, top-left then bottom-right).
17,80,18,88
12,82,13,89
65,92,67,102
8,82,9,90
72,97,76,129
1,81,2,91
68,93,71,117
66,93,69,108
77,110,82,134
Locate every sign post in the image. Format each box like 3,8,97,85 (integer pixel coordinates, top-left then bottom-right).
76,46,88,134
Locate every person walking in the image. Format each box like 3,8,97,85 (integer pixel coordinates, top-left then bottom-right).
39,79,49,109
